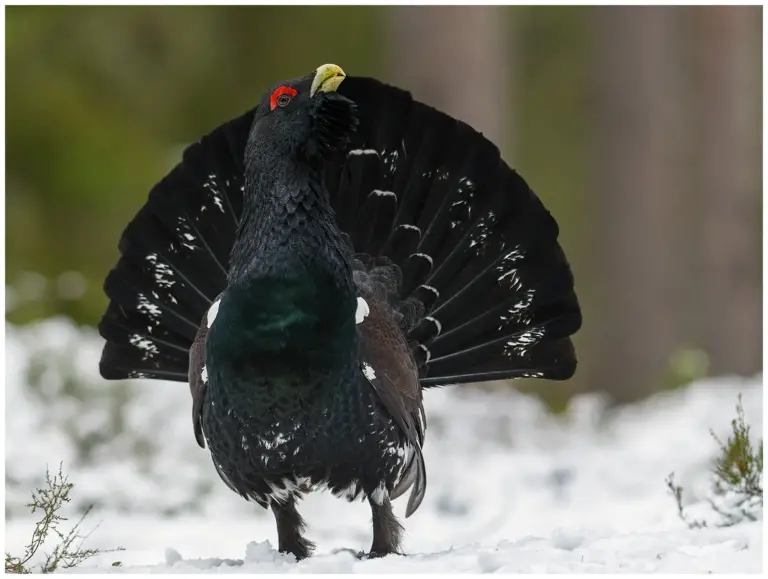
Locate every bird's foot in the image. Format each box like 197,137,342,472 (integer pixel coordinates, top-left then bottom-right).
359,548,403,560
330,547,404,559
278,536,315,561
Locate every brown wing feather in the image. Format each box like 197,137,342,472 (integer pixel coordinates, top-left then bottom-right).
188,317,208,449
357,288,427,516
358,291,423,434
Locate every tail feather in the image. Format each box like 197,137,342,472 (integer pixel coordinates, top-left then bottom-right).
99,77,580,388
335,78,581,385
355,188,398,257
424,332,579,386
98,108,256,382
386,224,422,267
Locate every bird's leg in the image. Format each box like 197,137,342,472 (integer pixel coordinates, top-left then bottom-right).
367,494,403,558
271,497,315,560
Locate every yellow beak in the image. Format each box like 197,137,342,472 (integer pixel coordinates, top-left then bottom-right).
310,63,346,97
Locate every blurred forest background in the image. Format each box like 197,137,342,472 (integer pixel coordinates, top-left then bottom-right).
5,5,762,410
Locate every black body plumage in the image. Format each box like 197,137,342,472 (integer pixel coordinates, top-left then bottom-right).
98,65,581,559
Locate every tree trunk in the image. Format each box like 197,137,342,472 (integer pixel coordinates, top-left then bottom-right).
691,6,762,377
591,6,689,403
384,6,514,158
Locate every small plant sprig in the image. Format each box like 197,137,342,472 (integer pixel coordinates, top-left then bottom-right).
667,394,763,529
5,464,123,573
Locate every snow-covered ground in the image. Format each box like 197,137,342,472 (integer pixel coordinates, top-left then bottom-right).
5,318,764,573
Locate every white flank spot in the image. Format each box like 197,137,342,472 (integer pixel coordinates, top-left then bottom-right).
362,362,376,381
370,481,387,506
348,148,379,156
201,365,208,384
207,299,221,328
355,297,369,324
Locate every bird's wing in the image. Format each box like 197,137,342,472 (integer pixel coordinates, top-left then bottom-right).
188,320,208,449
188,295,222,449
356,286,427,517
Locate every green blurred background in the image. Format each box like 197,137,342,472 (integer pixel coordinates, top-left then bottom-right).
5,5,762,408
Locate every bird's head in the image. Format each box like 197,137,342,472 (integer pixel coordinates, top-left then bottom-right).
245,63,358,167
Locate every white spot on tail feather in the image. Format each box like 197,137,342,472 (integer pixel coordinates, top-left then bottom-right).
145,253,176,289
425,316,442,336
207,299,221,328
203,174,225,213
348,148,379,156
499,288,536,329
129,334,159,359
383,150,399,175
355,297,369,324
468,210,496,249
420,285,440,298
411,253,433,266
137,294,162,321
175,216,198,251
372,189,397,199
505,326,547,357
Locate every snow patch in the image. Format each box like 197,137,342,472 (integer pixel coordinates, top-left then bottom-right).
4,319,763,573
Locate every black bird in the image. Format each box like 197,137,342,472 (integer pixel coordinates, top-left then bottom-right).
98,63,582,559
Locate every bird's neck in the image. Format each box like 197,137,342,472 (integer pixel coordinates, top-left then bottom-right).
229,155,351,285
218,155,357,369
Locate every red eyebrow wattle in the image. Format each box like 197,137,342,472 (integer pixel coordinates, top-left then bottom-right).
270,85,297,110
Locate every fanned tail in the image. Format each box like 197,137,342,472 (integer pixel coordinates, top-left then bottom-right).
98,108,256,381
332,78,581,386
99,76,580,388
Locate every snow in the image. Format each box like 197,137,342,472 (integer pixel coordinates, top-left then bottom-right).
4,318,764,573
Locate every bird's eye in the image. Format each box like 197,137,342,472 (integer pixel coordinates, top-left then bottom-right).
270,85,298,111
